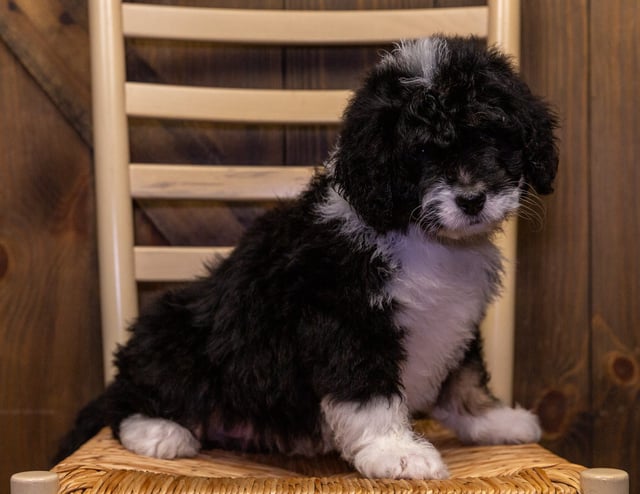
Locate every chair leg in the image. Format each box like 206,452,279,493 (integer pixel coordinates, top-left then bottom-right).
10,471,59,494
580,468,629,494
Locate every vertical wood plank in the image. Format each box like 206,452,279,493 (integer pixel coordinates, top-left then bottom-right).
590,0,640,486
515,0,591,465
0,40,102,486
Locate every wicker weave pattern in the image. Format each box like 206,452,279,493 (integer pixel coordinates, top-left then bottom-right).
53,423,584,494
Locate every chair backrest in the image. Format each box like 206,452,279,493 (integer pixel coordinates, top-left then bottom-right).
89,0,520,404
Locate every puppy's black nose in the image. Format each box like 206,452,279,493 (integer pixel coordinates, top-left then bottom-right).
455,192,486,216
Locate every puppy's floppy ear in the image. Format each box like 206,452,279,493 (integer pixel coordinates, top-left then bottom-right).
519,95,559,195
479,47,559,195
331,66,408,232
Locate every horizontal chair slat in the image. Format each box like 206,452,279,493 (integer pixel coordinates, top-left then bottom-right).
125,83,352,124
122,5,489,44
134,246,232,282
130,164,316,200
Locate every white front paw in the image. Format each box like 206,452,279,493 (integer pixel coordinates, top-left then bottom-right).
354,436,449,480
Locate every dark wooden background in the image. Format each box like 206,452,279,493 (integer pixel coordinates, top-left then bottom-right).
1,1,638,492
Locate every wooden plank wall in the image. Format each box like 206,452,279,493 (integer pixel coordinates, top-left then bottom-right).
0,0,103,488
517,0,640,480
515,0,592,465
1,1,638,492
589,0,640,475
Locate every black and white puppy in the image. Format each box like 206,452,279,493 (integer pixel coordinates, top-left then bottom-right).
59,36,558,480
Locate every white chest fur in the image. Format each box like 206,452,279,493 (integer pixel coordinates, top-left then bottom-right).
379,227,502,413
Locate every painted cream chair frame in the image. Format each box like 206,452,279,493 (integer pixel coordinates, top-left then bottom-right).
11,1,629,493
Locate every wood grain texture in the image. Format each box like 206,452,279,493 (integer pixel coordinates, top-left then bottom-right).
0,0,92,145
125,83,351,124
515,0,591,466
589,0,640,487
134,246,231,281
130,165,315,200
0,38,102,491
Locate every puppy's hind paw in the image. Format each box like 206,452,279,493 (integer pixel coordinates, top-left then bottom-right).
354,436,449,480
119,414,201,459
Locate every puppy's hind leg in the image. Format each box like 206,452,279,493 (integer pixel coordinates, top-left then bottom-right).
119,414,201,459
432,333,541,445
322,395,449,480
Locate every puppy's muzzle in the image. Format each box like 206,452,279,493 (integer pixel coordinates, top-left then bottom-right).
454,192,486,216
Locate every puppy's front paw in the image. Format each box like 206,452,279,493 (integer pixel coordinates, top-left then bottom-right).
354,436,449,480
458,406,542,445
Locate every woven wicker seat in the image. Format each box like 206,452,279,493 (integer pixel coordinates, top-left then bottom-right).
9,2,629,494
53,422,585,494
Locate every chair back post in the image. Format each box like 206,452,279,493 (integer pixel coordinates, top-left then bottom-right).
89,0,138,383
481,0,521,406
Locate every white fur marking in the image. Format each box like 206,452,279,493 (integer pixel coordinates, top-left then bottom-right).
119,414,200,459
322,396,448,479
433,406,542,445
379,226,502,413
323,146,340,176
383,38,449,86
317,190,504,414
315,186,379,251
422,180,521,239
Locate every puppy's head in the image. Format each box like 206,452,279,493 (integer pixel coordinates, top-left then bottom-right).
331,36,558,239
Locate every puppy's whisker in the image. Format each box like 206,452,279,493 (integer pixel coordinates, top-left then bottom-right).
409,205,425,222
517,203,544,225
409,203,441,235
516,190,546,231
414,207,441,235
516,207,542,230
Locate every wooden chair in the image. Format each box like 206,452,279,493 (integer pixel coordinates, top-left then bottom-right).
11,1,629,493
